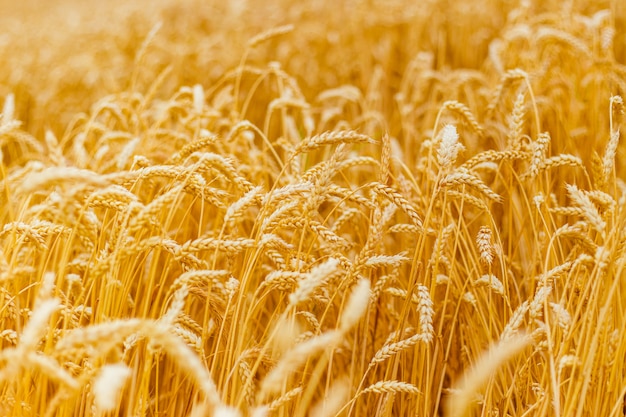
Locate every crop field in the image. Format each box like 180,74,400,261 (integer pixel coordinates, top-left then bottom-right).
0,0,625,416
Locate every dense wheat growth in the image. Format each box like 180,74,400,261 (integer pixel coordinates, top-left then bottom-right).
0,0,625,415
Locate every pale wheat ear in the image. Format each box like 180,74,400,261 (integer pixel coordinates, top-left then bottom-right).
446,335,531,417
1,93,14,124
437,124,464,171
339,277,370,332
92,363,132,413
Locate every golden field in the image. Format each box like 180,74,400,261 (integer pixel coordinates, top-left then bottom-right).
0,0,625,416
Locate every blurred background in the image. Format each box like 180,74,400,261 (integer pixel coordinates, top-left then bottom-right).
0,0,623,137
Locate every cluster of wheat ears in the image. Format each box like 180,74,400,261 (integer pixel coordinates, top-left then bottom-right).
0,0,625,416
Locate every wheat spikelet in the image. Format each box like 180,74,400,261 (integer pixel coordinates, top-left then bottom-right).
474,274,505,297
224,186,264,226
261,270,302,292
522,132,550,180
535,261,574,285
308,220,352,248
0,330,17,345
416,285,434,341
445,189,490,212
292,130,376,155
554,222,598,254
169,132,219,165
369,331,430,367
549,302,571,330
428,222,455,274
191,151,254,191
486,69,527,115
289,258,340,306
558,355,580,375
332,155,380,176
529,285,552,319
534,154,584,175
384,287,417,303
162,283,189,326
143,322,225,408
586,189,616,213
87,184,140,212
603,130,620,184
437,124,465,171
237,358,255,406
261,182,313,208
266,386,303,411
501,301,529,341
462,149,528,170
441,101,484,138
439,168,502,203
549,206,586,217
179,237,256,255
268,96,310,117
331,207,361,233
508,91,526,149
387,223,421,234
358,380,420,396
379,132,391,184
476,226,494,266
167,270,230,302
0,222,62,250
370,270,400,303
370,182,423,228
296,311,321,334
327,184,377,210
566,184,606,233
364,254,410,269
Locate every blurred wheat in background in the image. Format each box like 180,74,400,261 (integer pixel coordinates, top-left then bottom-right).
0,0,625,416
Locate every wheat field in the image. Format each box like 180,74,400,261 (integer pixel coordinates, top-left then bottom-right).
0,0,625,416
